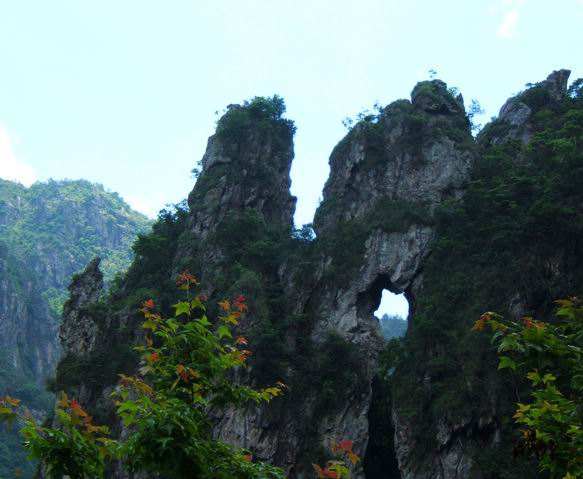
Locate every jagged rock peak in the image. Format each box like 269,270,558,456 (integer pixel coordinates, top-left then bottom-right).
60,257,104,356
479,69,572,147
314,79,474,235
543,69,571,101
411,79,465,114
187,96,297,237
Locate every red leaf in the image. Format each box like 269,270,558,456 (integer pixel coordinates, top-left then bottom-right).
143,299,155,310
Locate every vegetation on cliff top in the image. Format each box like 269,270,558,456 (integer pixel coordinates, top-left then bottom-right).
385,78,583,475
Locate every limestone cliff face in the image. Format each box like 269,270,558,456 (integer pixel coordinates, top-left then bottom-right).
0,179,149,385
60,258,104,356
187,109,296,240
55,71,581,479
0,244,58,380
390,70,577,479
308,80,476,478
168,81,475,477
53,85,476,477
175,103,297,300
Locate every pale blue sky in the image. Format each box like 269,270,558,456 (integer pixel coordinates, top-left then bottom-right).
0,1,580,318
1,0,581,224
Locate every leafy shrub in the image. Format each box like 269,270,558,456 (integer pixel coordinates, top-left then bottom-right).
216,95,296,142
475,299,583,478
1,278,286,478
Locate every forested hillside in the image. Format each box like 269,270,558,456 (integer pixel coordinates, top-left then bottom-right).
0,179,150,477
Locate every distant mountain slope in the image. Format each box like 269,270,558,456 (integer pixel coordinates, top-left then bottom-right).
0,178,150,478
378,313,407,339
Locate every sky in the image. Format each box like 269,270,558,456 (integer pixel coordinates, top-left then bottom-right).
0,0,581,317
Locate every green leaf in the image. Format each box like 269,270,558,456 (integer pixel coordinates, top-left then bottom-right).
173,301,190,317
217,325,232,339
191,298,206,311
498,356,517,370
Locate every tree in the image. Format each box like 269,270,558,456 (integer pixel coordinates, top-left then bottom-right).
1,272,286,479
474,298,583,478
467,99,484,134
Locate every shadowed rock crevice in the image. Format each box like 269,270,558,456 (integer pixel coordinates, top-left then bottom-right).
363,376,402,479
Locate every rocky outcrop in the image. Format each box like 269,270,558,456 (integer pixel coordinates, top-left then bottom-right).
54,85,478,477
55,71,580,479
60,258,104,356
0,244,58,380
187,117,296,240
478,69,571,147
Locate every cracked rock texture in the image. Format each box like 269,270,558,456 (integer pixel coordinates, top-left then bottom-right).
55,71,578,478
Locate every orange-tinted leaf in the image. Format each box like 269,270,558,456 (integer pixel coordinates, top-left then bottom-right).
2,396,20,407
143,299,155,310
70,399,89,419
347,450,360,465
57,392,70,409
149,352,160,362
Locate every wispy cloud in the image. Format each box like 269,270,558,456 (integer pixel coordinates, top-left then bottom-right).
496,0,526,39
124,194,160,219
0,126,37,186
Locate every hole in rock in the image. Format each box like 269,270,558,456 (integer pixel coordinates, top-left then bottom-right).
374,289,409,339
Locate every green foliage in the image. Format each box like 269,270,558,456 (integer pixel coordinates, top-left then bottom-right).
308,333,366,416
0,393,114,479
389,81,583,474
114,289,285,478
0,179,151,290
216,95,296,143
41,287,70,318
1,285,286,479
50,346,138,403
477,299,583,478
521,86,553,110
125,202,189,290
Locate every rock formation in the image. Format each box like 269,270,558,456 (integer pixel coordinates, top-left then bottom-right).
60,258,104,356
55,71,582,478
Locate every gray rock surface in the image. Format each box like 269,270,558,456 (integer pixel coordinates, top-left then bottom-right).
55,70,576,478
60,257,104,355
